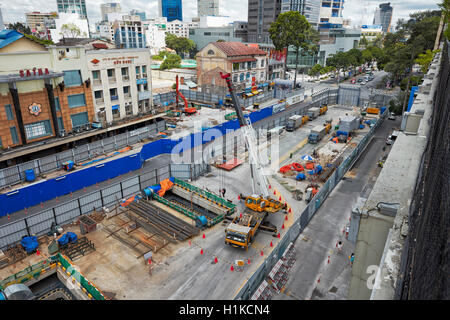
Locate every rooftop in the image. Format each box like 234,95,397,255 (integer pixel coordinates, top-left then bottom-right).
0,29,23,49
211,41,267,57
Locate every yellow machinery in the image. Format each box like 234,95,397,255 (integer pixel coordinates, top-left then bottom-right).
324,123,332,134
244,195,283,213
319,105,328,115
302,115,309,124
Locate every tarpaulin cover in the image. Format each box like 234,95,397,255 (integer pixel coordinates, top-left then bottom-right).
58,233,70,246
67,232,78,243
305,162,315,170
121,194,140,207
296,173,306,180
158,178,174,197
279,163,304,174
20,236,38,253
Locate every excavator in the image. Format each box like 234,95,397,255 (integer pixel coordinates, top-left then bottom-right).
175,75,197,115
220,72,283,250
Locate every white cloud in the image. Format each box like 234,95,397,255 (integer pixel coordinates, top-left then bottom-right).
343,0,442,28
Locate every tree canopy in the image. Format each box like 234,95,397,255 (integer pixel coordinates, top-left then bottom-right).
59,23,87,38
159,52,182,70
165,33,196,57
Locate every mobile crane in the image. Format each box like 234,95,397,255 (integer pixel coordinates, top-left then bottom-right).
220,72,283,250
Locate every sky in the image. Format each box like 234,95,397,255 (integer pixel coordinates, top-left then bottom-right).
0,0,443,29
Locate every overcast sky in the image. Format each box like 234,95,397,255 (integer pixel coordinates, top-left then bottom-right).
0,0,442,29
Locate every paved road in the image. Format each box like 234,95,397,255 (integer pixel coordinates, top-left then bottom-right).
274,115,401,300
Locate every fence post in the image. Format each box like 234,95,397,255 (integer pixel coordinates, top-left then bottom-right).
52,208,57,223
24,218,31,236
78,198,82,216
100,189,104,208
120,182,124,199
138,175,142,190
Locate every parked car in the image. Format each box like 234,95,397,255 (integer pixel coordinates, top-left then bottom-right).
388,114,396,120
357,78,363,83
351,78,356,84
361,81,367,85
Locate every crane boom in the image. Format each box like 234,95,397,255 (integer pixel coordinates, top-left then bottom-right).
220,72,269,197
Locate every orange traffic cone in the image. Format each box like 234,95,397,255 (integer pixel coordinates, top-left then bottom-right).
36,249,40,256
203,233,205,239
273,190,276,195
270,241,273,247
277,233,281,238
7,214,10,220
268,185,271,189
248,258,251,264
200,249,204,255
240,212,243,218
285,215,288,221
279,196,282,201
282,224,285,229
214,257,218,264
148,258,152,265
230,265,234,271
238,194,240,200
289,208,292,213
260,250,264,256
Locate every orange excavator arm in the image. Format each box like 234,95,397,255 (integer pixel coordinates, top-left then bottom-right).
176,75,196,114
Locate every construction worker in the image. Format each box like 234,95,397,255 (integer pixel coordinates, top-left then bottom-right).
337,241,343,253
349,253,355,267
222,188,226,197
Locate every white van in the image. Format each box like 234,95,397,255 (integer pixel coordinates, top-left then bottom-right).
267,126,284,138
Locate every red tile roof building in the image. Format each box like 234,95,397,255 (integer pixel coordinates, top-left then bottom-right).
196,41,268,94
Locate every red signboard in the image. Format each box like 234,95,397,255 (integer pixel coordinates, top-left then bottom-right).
19,68,49,78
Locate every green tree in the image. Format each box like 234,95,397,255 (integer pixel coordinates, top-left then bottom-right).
361,49,373,65
159,53,181,70
439,0,450,40
165,33,196,57
308,64,322,78
415,49,441,73
59,23,87,39
269,11,317,88
360,35,369,48
10,22,31,35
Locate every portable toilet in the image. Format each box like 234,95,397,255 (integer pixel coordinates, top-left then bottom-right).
24,169,35,182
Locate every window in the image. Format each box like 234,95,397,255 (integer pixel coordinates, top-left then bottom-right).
247,62,252,69
251,61,257,68
260,72,265,80
63,70,82,87
24,120,52,140
107,69,114,77
92,70,99,79
233,63,239,71
260,59,265,67
135,66,140,75
10,127,19,144
123,86,130,95
57,117,64,133
67,94,86,108
233,74,238,83
94,90,103,99
110,88,118,100
142,65,147,74
71,112,89,128
5,104,14,120
54,97,61,111
121,67,128,76
240,73,244,82
207,49,214,55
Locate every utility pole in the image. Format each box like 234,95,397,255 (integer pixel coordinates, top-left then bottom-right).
433,13,445,51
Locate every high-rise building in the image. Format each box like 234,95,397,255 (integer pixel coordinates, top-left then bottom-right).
247,0,281,43
130,9,146,21
373,2,393,33
281,0,321,28
101,3,122,21
56,0,88,20
158,0,183,22
0,5,5,30
319,0,344,26
198,0,219,17
26,12,58,40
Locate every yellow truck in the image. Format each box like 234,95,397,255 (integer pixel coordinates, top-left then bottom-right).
224,195,282,250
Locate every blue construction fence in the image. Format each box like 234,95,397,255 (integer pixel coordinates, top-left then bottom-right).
0,104,275,217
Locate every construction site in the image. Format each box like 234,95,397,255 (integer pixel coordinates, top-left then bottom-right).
0,71,387,301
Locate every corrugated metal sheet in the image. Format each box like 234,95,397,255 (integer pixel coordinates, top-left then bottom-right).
26,209,54,227
0,220,27,238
